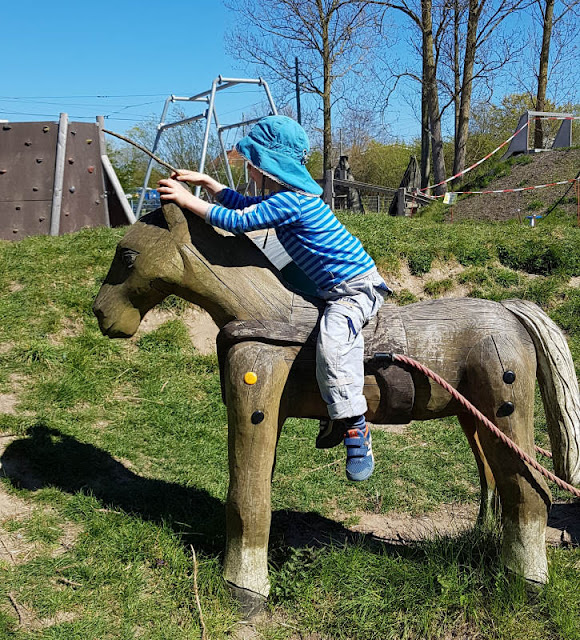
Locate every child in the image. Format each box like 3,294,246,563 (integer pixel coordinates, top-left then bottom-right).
157,115,391,481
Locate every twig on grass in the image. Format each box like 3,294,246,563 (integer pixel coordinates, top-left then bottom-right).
7,593,26,626
57,577,83,588
191,546,208,640
277,458,342,484
0,534,17,563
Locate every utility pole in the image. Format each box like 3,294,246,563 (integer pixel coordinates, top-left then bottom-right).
295,57,302,124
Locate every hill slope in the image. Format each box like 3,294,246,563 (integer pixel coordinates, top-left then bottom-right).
451,148,579,221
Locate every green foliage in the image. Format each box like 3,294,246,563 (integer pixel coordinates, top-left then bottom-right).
424,278,454,296
350,141,418,188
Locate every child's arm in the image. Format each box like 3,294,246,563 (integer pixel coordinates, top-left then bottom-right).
158,179,300,233
174,171,267,210
158,179,209,219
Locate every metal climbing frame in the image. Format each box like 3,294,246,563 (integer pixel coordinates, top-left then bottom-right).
136,75,278,218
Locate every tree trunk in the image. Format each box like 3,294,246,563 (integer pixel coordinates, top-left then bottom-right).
322,13,333,172
453,0,481,176
421,52,431,188
454,0,461,143
534,0,555,148
422,0,447,195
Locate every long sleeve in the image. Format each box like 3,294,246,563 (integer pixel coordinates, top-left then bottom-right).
215,188,267,210
207,191,301,234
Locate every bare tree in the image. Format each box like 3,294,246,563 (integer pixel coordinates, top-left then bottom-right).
532,0,580,147
224,0,381,172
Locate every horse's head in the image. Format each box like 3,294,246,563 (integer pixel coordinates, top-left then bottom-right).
93,204,190,338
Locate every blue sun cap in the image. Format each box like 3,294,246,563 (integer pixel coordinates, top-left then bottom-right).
236,115,322,196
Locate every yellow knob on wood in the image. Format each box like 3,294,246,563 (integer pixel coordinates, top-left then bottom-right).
244,371,258,385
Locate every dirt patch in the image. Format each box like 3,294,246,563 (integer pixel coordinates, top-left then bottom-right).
4,593,77,632
337,503,479,544
0,374,28,416
137,306,218,355
0,393,19,416
453,148,580,221
386,259,470,300
332,500,579,548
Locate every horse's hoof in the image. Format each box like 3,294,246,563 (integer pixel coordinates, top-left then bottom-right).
226,581,267,618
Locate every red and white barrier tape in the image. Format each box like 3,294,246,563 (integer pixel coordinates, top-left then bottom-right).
421,114,579,194
420,121,530,193
435,178,577,198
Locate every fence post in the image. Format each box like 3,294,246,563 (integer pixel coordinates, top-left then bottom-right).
397,187,406,216
323,170,334,208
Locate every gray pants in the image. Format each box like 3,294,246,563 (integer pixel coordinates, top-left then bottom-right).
316,268,390,420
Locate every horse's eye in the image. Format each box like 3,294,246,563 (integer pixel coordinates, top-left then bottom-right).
120,248,139,269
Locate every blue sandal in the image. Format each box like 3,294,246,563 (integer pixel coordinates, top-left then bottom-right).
344,424,374,481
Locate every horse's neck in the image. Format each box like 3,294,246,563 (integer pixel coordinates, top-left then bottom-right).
178,223,318,328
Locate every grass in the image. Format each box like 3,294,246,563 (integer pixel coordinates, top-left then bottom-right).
0,211,578,639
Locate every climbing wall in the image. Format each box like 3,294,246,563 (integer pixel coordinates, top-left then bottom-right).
0,119,129,241
0,122,58,239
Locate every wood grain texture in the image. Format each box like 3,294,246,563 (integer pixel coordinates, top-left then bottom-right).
93,204,580,601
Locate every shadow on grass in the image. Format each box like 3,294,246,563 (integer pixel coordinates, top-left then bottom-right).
1,424,578,568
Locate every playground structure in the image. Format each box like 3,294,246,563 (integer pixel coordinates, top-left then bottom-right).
135,76,278,218
505,111,574,157
0,115,134,241
93,201,580,615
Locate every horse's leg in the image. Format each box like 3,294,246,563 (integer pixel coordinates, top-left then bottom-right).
465,333,551,584
222,342,290,615
458,413,499,527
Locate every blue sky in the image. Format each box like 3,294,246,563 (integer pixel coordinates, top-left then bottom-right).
0,2,279,131
1,0,427,145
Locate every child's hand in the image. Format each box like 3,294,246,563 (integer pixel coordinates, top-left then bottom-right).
172,170,206,185
158,178,197,209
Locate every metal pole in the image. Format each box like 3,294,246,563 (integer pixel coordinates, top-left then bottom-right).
213,106,235,189
50,112,68,236
196,79,218,198
136,96,172,218
260,78,278,116
295,57,301,124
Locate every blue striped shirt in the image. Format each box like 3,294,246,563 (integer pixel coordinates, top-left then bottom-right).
207,188,376,290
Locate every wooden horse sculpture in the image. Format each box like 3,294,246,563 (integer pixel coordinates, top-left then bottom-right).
93,203,580,612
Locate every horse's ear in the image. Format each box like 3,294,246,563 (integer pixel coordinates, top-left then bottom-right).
162,203,191,244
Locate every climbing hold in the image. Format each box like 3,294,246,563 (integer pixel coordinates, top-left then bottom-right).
24,140,32,146
32,187,38,192
497,402,515,418
42,126,50,132
69,186,76,193
88,166,95,174
3,125,12,130
0,169,6,175
68,158,74,164
244,371,258,385
86,139,93,144
251,411,265,424
15,206,21,210
36,158,43,163
503,370,516,384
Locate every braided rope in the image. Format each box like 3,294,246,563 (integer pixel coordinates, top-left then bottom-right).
393,353,580,498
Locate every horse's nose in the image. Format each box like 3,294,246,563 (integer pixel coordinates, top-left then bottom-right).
93,299,140,338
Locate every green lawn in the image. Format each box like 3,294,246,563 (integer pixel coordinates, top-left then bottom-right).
0,210,578,639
